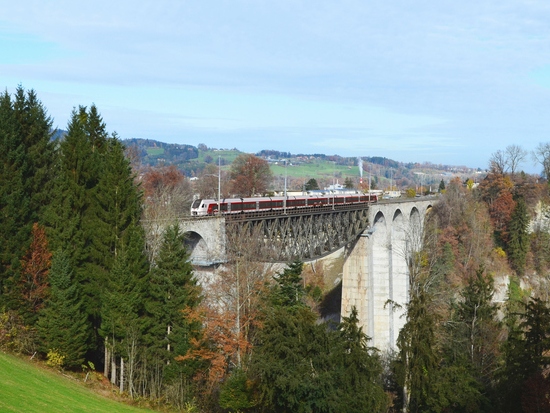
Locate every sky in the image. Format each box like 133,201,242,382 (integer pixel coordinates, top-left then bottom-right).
2,1,550,173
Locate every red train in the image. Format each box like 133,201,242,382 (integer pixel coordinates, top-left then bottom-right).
190,193,378,216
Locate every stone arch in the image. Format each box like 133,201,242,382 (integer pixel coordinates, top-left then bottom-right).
409,207,422,251
183,231,211,265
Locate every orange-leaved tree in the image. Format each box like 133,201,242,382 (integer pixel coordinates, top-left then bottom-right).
230,154,272,197
19,223,52,324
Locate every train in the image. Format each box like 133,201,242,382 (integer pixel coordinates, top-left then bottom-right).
190,193,378,216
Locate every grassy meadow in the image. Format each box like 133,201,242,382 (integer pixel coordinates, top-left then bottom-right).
0,352,153,413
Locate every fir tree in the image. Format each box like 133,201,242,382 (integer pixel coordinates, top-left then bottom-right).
45,105,139,361
37,250,90,369
100,250,143,393
0,90,28,306
396,289,439,413
499,296,550,413
145,224,201,378
271,260,305,309
92,136,142,270
330,307,389,413
249,261,372,413
12,86,55,223
507,196,529,276
0,87,54,312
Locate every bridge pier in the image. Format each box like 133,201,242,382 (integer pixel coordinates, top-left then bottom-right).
341,199,433,353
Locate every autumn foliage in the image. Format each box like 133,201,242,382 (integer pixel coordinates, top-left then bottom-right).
19,223,52,319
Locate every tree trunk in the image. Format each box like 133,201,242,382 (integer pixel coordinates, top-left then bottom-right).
104,338,110,379
120,357,124,393
111,357,117,385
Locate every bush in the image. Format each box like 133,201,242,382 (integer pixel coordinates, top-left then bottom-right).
0,309,37,354
46,349,65,370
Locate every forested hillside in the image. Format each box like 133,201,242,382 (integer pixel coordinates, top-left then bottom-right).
2,87,550,412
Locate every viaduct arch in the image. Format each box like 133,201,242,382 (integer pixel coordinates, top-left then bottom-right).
341,199,433,352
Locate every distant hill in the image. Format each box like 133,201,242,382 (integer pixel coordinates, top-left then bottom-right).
120,138,480,190
124,138,199,166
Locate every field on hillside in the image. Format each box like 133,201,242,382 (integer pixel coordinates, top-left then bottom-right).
270,161,363,180
0,352,153,413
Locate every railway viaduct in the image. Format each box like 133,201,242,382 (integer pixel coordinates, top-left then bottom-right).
177,198,435,352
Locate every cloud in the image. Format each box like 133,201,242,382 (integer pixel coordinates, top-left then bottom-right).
1,0,550,171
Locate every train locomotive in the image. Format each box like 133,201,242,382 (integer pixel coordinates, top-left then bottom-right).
190,193,378,216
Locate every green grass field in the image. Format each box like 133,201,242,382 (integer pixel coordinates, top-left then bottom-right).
0,352,153,413
146,147,164,157
271,161,362,179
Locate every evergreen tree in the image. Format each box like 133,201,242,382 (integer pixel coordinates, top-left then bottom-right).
12,87,55,223
499,296,550,413
145,224,201,381
396,289,439,413
330,307,389,413
45,105,141,361
37,250,89,369
438,268,500,412
0,90,26,285
251,304,332,413
100,250,143,393
219,368,256,412
305,178,319,191
271,260,305,309
0,87,54,312
249,261,388,413
92,136,143,271
454,268,500,379
507,196,529,276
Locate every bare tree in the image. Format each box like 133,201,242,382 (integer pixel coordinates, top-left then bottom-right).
194,163,230,199
533,142,550,180
505,144,527,175
489,150,506,175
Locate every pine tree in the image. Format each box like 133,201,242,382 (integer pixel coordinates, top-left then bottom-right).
37,249,90,369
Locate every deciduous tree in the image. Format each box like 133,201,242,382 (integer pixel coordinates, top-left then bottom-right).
230,154,272,197
19,223,52,324
533,142,550,181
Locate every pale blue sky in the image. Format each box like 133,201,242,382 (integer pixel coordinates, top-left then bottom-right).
2,1,550,172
